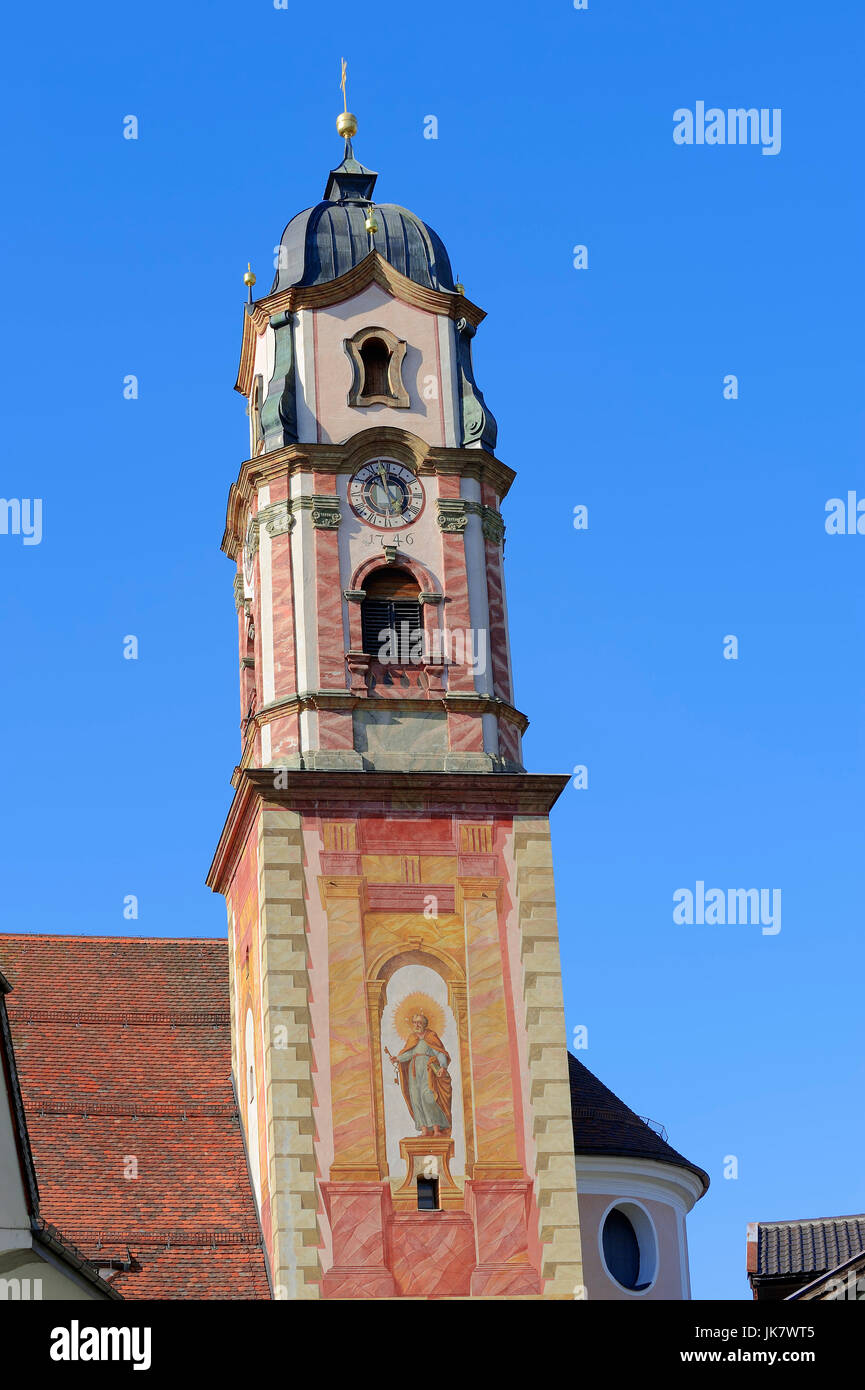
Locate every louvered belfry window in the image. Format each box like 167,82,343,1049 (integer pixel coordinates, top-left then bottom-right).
361,567,424,664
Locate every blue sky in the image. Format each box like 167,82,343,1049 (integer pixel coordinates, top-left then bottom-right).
1,0,862,1301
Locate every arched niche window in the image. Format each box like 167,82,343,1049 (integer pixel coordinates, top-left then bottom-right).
360,337,390,397
249,374,264,455
345,325,410,408
361,567,424,664
244,1008,262,1209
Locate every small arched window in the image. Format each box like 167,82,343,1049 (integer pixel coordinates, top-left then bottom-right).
345,326,410,408
249,374,263,455
244,1008,261,1208
361,567,423,664
359,337,391,399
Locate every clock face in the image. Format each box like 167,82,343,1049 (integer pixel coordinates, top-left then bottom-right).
348,459,424,529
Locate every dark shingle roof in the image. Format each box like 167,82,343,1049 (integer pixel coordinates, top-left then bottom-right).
568,1052,709,1193
272,201,455,295
269,144,455,295
753,1216,865,1279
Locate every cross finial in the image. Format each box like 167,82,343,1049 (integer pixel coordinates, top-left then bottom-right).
336,59,358,143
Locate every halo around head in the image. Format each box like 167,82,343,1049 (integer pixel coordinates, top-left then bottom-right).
392,992,445,1041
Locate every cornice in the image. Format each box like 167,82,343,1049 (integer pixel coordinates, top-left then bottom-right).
206,772,260,895
573,1155,708,1211
234,252,486,398
242,689,529,734
221,430,515,558
207,768,570,895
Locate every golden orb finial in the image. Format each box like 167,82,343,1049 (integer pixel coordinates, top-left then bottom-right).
243,261,256,289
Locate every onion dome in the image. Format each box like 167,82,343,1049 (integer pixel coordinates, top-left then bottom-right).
270,134,456,295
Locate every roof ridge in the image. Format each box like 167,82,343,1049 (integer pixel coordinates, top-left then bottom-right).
0,933,226,944
65,1229,263,1247
8,1008,229,1026
26,1098,237,1118
758,1214,865,1227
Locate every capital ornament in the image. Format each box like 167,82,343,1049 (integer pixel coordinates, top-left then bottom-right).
481,508,505,545
258,500,295,539
436,498,469,533
310,496,342,529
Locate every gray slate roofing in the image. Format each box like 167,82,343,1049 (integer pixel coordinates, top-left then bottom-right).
568,1052,709,1193
269,143,456,295
754,1216,865,1278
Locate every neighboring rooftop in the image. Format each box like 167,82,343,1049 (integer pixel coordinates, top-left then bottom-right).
568,1051,710,1193
747,1214,865,1299
0,934,269,1300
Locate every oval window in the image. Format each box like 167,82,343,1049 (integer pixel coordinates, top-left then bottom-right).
601,1203,656,1291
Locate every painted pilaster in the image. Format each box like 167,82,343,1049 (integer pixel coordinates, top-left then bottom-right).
513,816,583,1297
258,805,322,1299
319,877,379,1181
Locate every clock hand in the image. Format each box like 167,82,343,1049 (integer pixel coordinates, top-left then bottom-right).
375,463,403,514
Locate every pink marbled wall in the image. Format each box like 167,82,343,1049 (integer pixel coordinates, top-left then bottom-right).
390,1213,475,1298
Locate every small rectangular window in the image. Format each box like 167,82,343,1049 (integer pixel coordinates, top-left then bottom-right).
417,1177,439,1211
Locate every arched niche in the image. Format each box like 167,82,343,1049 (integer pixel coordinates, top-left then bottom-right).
366,946,475,1179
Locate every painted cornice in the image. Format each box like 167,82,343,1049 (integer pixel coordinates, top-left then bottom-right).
207,769,570,895
238,690,529,747
234,251,486,398
574,1155,708,1211
221,428,515,558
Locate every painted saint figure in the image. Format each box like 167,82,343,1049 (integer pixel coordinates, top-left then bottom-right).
389,1013,452,1136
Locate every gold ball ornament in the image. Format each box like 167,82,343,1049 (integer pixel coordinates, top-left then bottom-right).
243,264,256,288
364,207,379,235
336,110,358,139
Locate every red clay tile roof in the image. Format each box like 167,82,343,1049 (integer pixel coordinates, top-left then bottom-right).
0,933,269,1300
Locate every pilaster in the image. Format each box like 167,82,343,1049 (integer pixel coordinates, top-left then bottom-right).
258,805,323,1298
513,816,583,1297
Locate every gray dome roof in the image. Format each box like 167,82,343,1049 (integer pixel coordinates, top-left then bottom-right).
269,144,456,295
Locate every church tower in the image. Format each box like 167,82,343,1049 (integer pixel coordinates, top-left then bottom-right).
207,103,583,1299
